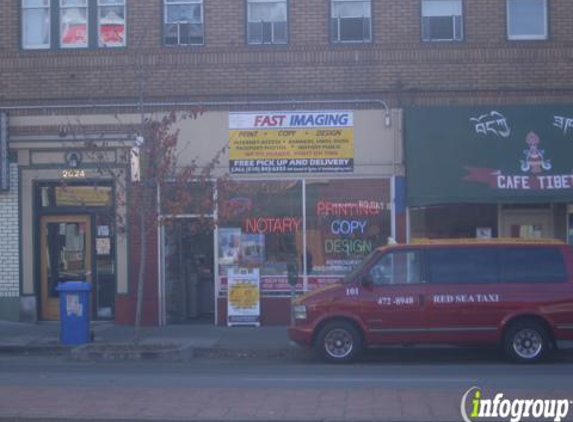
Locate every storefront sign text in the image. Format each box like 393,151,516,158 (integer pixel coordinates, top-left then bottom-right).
317,200,387,217
324,238,372,256
229,111,354,174
330,219,367,235
553,115,573,135
470,111,511,138
244,217,302,234
406,105,573,205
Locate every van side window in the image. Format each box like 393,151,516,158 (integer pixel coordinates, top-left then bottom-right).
369,251,422,285
428,248,498,284
502,247,567,284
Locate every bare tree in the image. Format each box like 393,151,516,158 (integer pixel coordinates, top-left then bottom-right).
67,108,225,343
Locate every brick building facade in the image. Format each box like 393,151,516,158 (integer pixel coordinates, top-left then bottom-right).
0,0,571,324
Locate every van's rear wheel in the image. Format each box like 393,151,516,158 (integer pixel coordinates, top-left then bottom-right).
315,321,362,363
503,320,551,363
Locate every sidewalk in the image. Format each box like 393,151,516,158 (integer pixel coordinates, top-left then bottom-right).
0,320,306,360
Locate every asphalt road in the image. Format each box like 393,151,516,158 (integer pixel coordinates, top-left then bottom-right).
1,347,573,389
1,349,572,421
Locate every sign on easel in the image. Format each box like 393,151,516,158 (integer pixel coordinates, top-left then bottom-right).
227,268,260,327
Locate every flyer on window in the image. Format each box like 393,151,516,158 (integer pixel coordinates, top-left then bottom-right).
227,268,260,327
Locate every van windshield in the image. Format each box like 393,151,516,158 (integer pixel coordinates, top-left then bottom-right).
342,250,379,284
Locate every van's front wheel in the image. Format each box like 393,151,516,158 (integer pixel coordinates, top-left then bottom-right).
503,320,551,363
315,321,362,363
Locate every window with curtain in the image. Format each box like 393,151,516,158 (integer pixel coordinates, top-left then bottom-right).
22,0,51,49
98,0,126,47
247,0,288,45
23,0,128,50
422,0,463,41
507,0,547,40
331,0,372,43
164,0,204,46
60,0,89,48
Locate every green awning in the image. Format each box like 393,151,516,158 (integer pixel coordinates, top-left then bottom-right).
405,105,573,206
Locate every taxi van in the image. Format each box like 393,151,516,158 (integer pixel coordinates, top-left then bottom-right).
288,239,573,363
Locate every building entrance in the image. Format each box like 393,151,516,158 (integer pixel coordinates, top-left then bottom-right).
164,219,215,323
40,215,92,320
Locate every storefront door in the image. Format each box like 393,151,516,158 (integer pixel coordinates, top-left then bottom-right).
40,215,92,320
501,210,551,239
164,219,214,323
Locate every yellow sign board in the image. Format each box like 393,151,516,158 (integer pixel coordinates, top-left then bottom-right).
229,111,354,174
227,269,260,326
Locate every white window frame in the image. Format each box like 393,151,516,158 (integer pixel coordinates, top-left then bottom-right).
421,0,463,42
247,0,288,45
97,0,127,48
507,0,548,40
164,0,204,46
22,0,51,50
331,0,372,44
59,0,89,49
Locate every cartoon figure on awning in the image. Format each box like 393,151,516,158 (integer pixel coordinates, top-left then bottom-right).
520,131,551,173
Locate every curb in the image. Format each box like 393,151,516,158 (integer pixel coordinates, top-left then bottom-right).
67,344,311,362
0,344,71,356
70,343,192,362
0,343,312,361
191,346,311,360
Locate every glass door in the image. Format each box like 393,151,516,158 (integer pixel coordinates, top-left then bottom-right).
40,215,92,320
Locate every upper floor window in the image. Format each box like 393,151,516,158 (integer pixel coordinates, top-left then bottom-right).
247,0,287,45
331,0,372,44
60,0,89,48
22,0,126,50
507,0,547,40
164,0,204,46
422,0,463,42
22,0,51,49
97,0,127,47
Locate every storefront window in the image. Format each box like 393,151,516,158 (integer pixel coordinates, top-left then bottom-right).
60,0,89,48
161,181,214,216
305,179,391,283
98,0,126,47
410,204,498,240
218,180,303,291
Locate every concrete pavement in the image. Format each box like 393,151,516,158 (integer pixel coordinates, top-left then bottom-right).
0,320,306,360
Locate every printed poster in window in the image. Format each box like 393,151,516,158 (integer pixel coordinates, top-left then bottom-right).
218,228,241,265
227,268,260,326
96,238,111,256
99,7,126,46
240,234,265,266
60,7,88,47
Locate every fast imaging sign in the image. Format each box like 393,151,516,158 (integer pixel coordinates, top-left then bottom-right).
228,111,355,174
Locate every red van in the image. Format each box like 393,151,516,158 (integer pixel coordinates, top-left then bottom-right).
288,240,573,363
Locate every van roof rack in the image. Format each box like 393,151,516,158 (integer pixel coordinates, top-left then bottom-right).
410,238,564,245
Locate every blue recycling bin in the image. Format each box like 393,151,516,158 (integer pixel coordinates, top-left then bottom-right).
56,282,92,345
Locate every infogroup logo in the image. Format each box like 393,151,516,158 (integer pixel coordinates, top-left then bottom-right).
461,387,571,422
